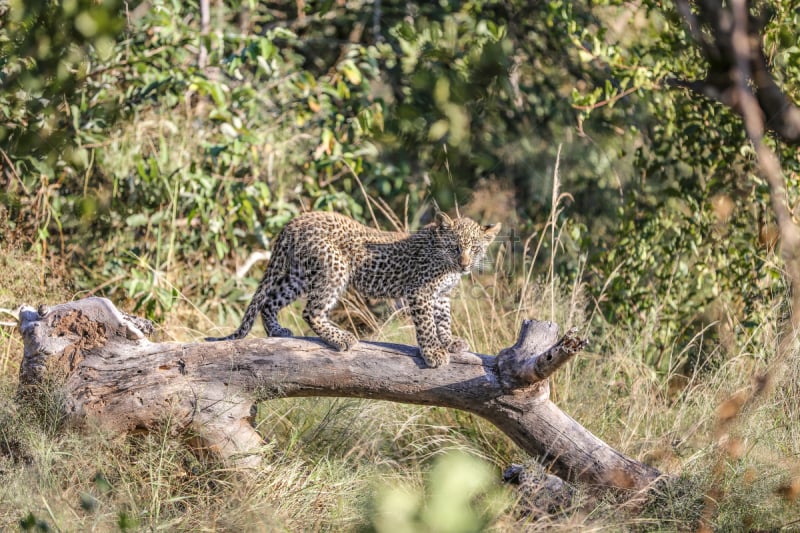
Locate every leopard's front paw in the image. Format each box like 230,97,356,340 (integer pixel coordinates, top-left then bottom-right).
446,337,470,353
420,346,450,368
325,331,359,352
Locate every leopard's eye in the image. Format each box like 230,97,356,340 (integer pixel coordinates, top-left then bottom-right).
454,244,462,255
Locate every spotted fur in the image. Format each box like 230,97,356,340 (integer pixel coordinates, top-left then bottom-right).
206,211,501,368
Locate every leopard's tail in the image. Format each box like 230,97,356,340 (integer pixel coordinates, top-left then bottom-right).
205,229,293,342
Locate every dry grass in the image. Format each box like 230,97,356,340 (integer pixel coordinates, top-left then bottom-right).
1,207,800,531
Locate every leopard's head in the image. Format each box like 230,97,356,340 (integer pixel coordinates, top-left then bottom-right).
434,212,501,273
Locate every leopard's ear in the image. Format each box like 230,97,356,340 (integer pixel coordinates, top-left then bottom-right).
482,223,501,241
435,212,454,229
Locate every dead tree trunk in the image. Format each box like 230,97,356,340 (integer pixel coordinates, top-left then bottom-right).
17,297,661,493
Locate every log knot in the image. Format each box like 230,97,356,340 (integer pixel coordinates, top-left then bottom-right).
120,311,155,337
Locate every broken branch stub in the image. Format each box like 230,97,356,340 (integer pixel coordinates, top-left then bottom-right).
496,319,588,391
16,297,661,492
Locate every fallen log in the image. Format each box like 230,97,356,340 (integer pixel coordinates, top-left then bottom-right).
16,297,661,493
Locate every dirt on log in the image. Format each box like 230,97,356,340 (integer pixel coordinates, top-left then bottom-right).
16,297,661,494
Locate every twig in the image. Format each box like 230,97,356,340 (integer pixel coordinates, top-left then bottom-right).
373,195,404,232
0,308,19,325
342,160,379,229
236,251,271,279
571,86,638,111
0,148,30,196
199,0,210,69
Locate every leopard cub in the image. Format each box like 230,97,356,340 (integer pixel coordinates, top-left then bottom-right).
206,211,501,368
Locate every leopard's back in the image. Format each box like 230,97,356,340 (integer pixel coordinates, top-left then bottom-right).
278,211,406,267
273,212,407,294
278,212,496,298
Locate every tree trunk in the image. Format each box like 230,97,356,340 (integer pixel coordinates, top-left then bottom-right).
673,0,800,334
17,297,661,494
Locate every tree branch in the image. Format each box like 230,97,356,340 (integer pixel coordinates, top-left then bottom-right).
672,0,800,333
724,0,800,333
672,0,800,145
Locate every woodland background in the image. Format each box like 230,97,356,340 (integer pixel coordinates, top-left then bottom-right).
1,0,799,530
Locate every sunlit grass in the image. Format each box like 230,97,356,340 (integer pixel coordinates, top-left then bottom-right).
2,210,800,531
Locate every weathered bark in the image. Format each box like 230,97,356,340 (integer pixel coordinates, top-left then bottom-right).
17,297,661,493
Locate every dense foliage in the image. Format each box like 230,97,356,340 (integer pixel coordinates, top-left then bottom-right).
1,1,797,361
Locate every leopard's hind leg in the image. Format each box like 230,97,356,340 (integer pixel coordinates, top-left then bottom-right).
205,273,296,341
260,269,304,337
206,232,296,342
301,253,357,351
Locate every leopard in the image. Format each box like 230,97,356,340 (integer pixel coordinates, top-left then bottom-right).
206,211,501,368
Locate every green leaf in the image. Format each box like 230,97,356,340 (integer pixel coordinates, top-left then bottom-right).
428,120,449,141
126,213,149,228
339,60,362,85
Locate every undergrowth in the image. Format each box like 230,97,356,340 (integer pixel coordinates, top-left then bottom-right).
2,203,799,531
